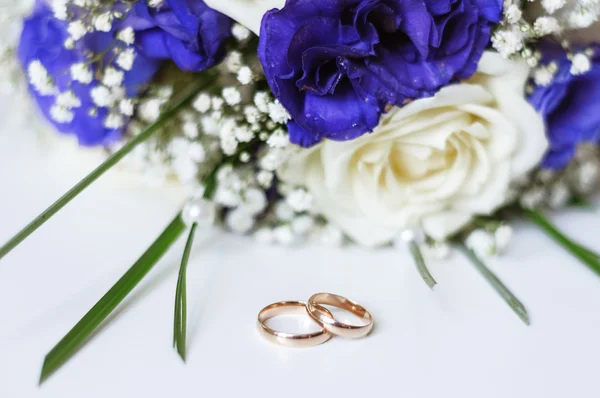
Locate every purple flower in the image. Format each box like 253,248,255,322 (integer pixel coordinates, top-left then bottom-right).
18,1,161,146
128,0,233,72
258,0,502,147
529,43,600,169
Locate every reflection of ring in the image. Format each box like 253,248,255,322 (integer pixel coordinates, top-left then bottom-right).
257,301,333,348
306,293,374,338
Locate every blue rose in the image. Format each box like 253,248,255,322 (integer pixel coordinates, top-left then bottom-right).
258,0,502,147
128,0,233,72
18,1,161,146
529,43,600,169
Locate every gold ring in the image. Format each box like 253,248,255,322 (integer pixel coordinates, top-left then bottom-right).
306,293,374,338
257,301,334,348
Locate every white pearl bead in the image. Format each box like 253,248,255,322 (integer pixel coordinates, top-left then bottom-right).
182,199,216,228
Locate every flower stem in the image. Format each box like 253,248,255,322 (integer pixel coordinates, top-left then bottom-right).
458,244,529,325
524,208,600,276
173,223,197,362
408,241,437,289
0,80,209,261
39,213,186,384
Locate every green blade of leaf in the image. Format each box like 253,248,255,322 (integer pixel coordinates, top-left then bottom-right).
524,208,600,276
0,79,210,261
173,223,197,362
39,213,186,384
408,240,437,289
458,244,529,326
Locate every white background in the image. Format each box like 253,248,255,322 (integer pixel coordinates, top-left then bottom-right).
1,124,600,398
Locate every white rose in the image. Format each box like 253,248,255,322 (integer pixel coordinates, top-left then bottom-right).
278,52,548,247
204,0,284,35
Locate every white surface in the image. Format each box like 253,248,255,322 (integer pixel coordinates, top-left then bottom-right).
1,127,600,398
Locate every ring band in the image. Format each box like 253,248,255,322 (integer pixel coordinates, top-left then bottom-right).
257,301,334,348
306,293,374,338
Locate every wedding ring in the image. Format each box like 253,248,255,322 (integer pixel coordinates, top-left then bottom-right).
257,301,334,348
306,293,374,338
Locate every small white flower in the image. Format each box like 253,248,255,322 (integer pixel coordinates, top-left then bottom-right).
235,126,254,142
267,129,290,148
240,152,251,163
222,87,242,106
28,60,56,95
149,0,165,7
56,91,81,109
70,63,93,84
244,106,261,124
104,113,125,129
201,116,219,135
224,50,242,73
268,100,291,124
102,67,124,87
90,85,113,107
187,142,206,162
193,93,212,113
273,225,295,245
548,181,571,209
93,13,113,32
51,0,68,20
567,8,598,29
173,156,199,183
212,96,224,111
116,48,136,71
237,66,254,85
504,4,522,24
533,17,561,36
242,188,268,215
466,229,496,258
257,170,274,188
286,189,313,212
570,53,591,75
117,27,135,45
138,98,164,122
221,135,239,155
491,28,524,58
226,208,255,234
254,91,270,113
232,23,251,41
494,225,513,254
50,105,74,123
68,20,87,41
275,202,295,221
520,187,546,209
119,98,135,116
533,66,556,86
541,0,566,14
64,38,75,50
183,122,199,139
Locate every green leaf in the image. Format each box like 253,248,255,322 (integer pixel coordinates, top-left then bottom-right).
39,214,186,384
524,208,600,276
458,244,529,326
0,79,210,261
173,223,197,362
408,241,437,289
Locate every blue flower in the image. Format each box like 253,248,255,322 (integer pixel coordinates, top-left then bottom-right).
18,1,161,146
529,43,600,169
128,0,233,72
258,0,502,147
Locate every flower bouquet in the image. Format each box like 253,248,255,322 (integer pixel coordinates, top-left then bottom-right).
1,0,600,384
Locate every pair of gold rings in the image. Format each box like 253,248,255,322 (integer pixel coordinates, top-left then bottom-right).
257,293,374,348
